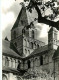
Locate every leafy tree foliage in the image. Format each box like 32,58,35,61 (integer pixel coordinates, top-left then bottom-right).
17,0,59,30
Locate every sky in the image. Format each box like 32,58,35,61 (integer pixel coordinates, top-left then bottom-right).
2,0,59,44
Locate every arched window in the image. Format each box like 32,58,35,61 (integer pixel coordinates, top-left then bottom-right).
31,42,33,49
5,57,9,67
32,30,34,38
27,60,30,69
34,42,36,49
2,74,8,80
14,31,16,39
40,56,43,65
17,60,21,70
28,50,30,54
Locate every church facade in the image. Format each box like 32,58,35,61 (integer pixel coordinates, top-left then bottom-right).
2,5,59,80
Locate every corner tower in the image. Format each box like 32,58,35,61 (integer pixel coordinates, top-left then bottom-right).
48,27,58,50
11,5,29,56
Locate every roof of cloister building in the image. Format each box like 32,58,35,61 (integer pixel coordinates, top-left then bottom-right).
2,39,22,59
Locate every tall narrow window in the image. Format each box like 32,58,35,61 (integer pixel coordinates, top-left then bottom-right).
40,56,43,65
14,31,16,39
32,30,34,38
27,60,30,69
25,49,27,54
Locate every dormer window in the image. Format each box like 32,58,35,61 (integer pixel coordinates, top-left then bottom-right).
14,31,16,39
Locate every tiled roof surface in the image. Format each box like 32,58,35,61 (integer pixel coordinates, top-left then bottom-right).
2,40,21,58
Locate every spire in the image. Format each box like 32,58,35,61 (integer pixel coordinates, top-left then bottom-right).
11,7,24,30
11,4,29,30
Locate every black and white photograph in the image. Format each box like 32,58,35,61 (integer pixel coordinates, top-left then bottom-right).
2,0,59,80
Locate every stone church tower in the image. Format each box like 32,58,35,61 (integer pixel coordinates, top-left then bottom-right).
48,27,58,50
11,5,29,56
11,2,45,57
23,22,45,57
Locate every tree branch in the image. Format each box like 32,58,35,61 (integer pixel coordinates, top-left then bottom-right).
32,1,59,30
27,0,59,30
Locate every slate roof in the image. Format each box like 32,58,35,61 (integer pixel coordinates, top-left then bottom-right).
2,40,21,58
53,46,59,59
11,6,28,30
